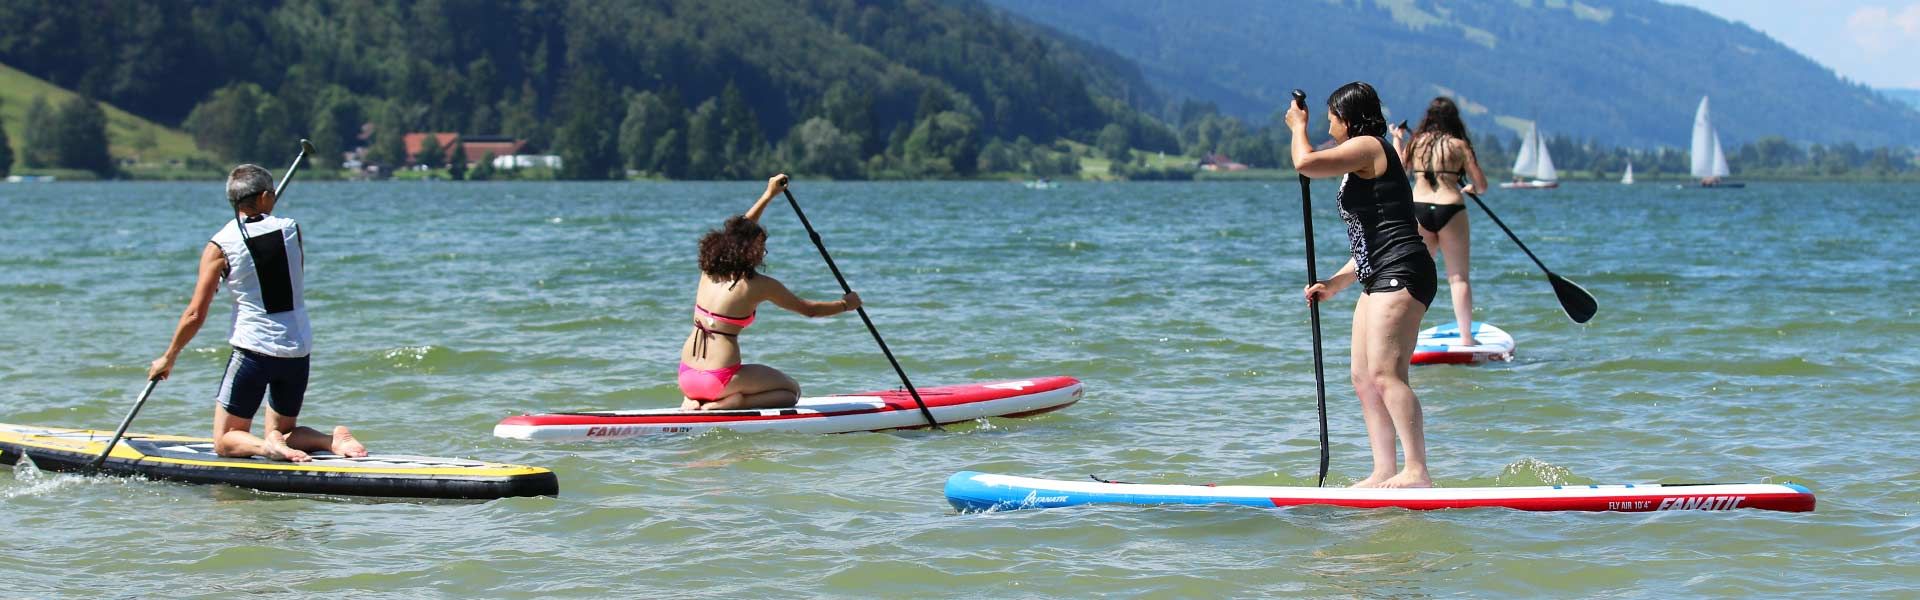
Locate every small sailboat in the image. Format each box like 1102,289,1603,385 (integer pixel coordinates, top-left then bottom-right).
1499,122,1558,189
1620,161,1634,185
1689,96,1744,188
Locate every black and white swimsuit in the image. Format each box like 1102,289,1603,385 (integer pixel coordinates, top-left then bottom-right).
1336,135,1436,306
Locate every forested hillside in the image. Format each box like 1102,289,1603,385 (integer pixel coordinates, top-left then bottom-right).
0,0,1177,178
990,0,1920,148
1885,89,1920,112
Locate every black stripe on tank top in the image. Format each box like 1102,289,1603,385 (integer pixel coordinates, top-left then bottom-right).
243,228,296,314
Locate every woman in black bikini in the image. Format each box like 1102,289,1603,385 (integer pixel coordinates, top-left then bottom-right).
1391,97,1489,345
1291,82,1438,488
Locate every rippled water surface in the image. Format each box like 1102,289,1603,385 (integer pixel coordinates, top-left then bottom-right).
1,181,1915,597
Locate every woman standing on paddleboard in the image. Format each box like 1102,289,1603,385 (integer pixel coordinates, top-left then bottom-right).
1289,82,1437,488
678,174,862,411
1393,97,1489,345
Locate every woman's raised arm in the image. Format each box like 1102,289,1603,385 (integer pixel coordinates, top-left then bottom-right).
744,174,789,222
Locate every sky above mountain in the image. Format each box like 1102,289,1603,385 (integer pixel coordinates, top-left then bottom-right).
1667,0,1920,88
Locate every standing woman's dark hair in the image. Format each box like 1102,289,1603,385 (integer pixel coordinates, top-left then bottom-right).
1410,97,1474,187
698,215,766,282
1327,82,1389,139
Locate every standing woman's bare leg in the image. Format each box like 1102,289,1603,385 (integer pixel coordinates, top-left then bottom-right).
1362,290,1431,488
1440,215,1475,345
1350,294,1399,487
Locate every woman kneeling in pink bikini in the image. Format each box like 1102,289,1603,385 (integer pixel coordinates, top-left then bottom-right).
678,174,862,411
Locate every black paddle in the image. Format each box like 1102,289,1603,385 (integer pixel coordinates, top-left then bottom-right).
91,140,315,472
87,378,159,471
235,139,314,243
779,188,942,431
1292,89,1331,488
1462,191,1597,323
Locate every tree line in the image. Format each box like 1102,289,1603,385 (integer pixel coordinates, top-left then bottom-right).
0,0,1177,180
1146,100,1918,180
1,95,112,177
1,0,1910,181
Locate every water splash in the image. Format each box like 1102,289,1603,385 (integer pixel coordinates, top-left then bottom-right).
1494,458,1580,486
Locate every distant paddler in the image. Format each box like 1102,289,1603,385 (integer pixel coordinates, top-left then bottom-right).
146,164,365,462
677,174,862,411
1289,82,1437,488
1392,97,1491,345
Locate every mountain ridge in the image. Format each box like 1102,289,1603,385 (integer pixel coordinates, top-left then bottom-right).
987,0,1920,148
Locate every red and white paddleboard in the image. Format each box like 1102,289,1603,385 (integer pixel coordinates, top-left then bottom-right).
946,472,1817,513
494,376,1082,441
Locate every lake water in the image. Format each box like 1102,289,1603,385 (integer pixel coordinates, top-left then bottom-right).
0,180,1914,597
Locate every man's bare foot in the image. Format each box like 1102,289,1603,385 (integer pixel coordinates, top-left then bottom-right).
1459,336,1478,347
1351,472,1394,488
265,430,311,462
331,426,368,458
1377,470,1433,489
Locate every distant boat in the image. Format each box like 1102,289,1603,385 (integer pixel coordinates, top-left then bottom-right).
1499,122,1558,189
1620,161,1634,185
1688,96,1744,189
4,175,56,183
1022,178,1058,190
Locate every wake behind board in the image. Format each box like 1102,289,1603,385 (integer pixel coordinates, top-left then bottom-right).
1412,322,1515,365
495,376,1081,441
0,424,557,499
945,472,1814,513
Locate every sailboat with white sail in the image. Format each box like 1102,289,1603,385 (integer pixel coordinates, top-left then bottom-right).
1689,96,1744,188
1620,161,1634,185
1500,122,1558,189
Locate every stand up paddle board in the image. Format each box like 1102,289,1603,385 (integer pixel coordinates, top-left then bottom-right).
0,424,557,499
945,471,1814,513
1412,322,1515,365
495,376,1081,441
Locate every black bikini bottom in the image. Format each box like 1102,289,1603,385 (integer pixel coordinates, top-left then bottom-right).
1413,202,1466,233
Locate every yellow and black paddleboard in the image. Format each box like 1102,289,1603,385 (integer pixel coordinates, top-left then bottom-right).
0,423,557,499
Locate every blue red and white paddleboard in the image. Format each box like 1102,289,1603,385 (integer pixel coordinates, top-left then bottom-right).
945,471,1815,513
1412,322,1515,365
494,377,1082,441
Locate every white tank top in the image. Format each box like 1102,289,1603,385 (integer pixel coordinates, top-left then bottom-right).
210,214,312,357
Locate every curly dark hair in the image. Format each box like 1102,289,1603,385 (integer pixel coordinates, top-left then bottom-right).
698,215,766,281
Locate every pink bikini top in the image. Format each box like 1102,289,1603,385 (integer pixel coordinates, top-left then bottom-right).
690,305,755,359
694,305,756,330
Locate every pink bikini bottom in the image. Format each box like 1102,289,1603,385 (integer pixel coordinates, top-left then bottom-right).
677,362,742,401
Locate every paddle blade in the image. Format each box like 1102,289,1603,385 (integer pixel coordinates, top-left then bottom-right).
1548,273,1597,323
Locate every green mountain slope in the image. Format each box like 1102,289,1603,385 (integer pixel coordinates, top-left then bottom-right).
0,0,1172,166
0,62,206,168
987,0,1920,147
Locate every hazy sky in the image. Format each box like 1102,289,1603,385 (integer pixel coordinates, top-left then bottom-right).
1666,0,1920,88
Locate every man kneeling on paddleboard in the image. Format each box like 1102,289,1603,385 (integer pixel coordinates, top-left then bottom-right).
677,174,861,411
145,164,366,462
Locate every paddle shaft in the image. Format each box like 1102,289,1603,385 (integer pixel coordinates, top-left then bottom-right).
1463,191,1554,274
1292,89,1331,488
235,139,314,244
89,379,159,471
779,189,941,430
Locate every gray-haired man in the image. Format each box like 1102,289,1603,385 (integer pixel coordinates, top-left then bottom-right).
147,164,365,462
